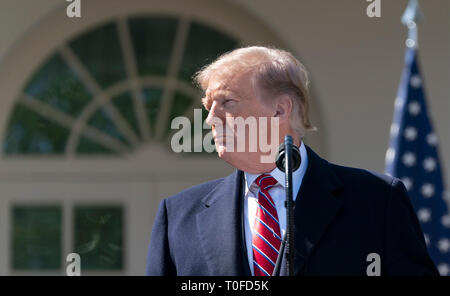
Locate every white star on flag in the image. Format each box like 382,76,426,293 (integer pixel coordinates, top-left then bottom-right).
442,215,450,228
423,157,437,172
408,101,421,116
426,133,438,146
424,234,430,247
390,123,399,137
438,238,450,253
404,126,418,141
438,264,450,276
410,75,422,88
402,152,416,167
417,208,432,223
421,183,435,198
394,97,405,109
385,148,396,165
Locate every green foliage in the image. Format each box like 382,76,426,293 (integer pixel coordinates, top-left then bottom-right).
12,207,62,270
74,207,123,270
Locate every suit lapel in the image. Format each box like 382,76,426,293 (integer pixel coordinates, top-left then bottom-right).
280,145,344,276
196,170,249,275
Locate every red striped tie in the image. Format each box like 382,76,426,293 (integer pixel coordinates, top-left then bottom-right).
252,173,282,276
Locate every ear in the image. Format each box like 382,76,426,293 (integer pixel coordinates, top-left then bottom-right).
274,95,293,123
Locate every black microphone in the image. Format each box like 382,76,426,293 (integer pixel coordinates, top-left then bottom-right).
275,142,301,172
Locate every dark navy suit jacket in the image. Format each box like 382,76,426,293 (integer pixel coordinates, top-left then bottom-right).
146,146,439,276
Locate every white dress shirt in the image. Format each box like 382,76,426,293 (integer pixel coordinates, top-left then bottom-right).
243,141,308,275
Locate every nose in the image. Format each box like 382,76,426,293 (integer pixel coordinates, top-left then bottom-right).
205,101,224,127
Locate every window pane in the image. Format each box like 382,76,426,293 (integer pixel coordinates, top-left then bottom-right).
111,92,140,137
167,92,194,135
178,22,238,82
12,206,62,270
142,87,163,134
129,17,179,77
74,206,123,270
87,107,129,145
3,104,70,154
24,54,92,117
70,23,126,89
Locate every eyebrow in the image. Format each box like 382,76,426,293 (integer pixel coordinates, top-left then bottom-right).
202,89,235,109
206,89,232,99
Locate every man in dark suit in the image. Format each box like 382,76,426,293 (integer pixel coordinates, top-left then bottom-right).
146,46,438,276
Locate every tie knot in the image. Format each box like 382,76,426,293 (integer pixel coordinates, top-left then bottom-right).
255,173,277,189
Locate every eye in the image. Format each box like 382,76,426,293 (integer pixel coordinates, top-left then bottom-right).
223,99,235,105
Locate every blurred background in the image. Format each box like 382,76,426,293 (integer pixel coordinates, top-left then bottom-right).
0,0,448,275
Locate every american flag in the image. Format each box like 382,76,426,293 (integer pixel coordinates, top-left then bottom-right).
385,47,450,275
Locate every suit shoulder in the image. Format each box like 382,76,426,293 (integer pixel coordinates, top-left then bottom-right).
329,162,398,189
164,175,226,205
325,162,410,217
161,174,231,222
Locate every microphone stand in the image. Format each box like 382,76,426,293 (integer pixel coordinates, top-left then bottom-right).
284,136,295,276
273,136,300,276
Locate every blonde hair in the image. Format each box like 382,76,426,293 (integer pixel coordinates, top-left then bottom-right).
193,45,316,137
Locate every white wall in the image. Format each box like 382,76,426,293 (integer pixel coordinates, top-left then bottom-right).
0,0,61,61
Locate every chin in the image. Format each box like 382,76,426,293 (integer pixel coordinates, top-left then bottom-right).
216,145,227,158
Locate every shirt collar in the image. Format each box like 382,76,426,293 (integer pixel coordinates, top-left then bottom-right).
244,141,308,200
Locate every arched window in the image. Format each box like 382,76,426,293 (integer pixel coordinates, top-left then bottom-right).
3,17,237,156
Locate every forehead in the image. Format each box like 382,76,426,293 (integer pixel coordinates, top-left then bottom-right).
205,77,230,97
205,70,255,99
